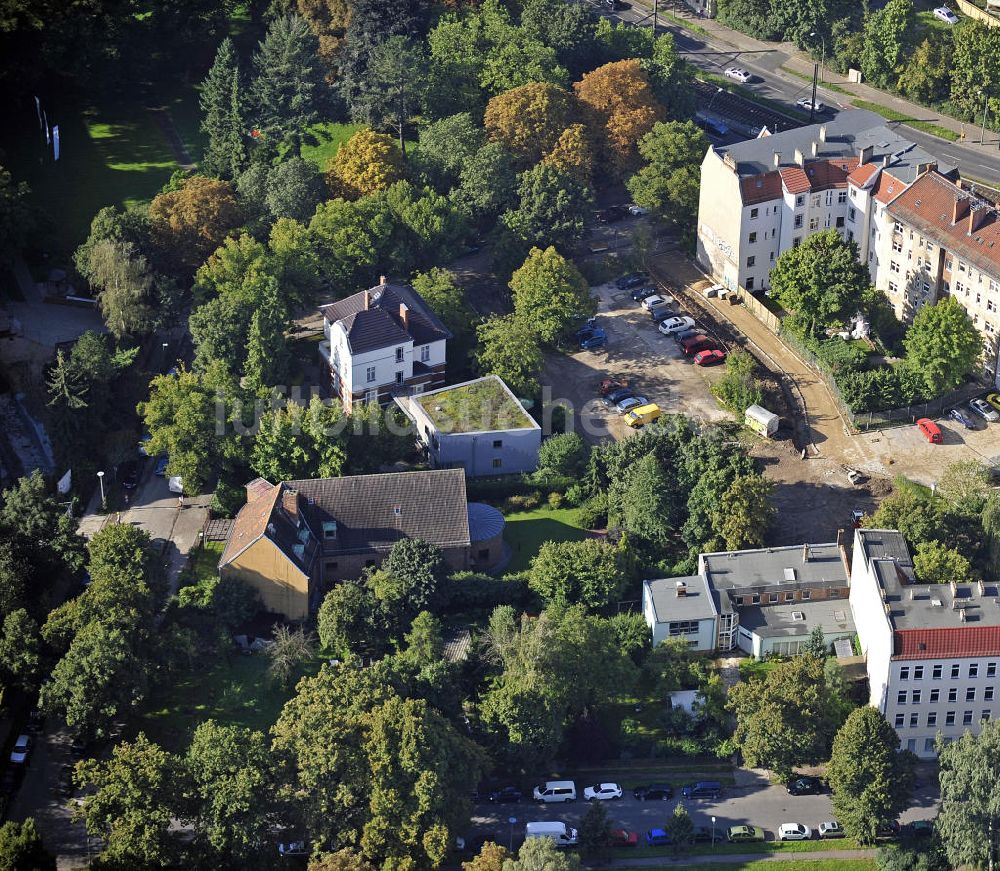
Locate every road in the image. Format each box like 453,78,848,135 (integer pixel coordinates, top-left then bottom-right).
469,770,940,853
599,0,1000,182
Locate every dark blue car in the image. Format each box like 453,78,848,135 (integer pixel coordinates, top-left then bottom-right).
616,272,647,290
580,328,607,349
646,829,672,847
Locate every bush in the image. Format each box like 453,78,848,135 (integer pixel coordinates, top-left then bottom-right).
712,348,764,415
816,338,869,376
444,571,536,613
577,494,608,529
547,491,564,508
538,432,590,477
564,483,587,507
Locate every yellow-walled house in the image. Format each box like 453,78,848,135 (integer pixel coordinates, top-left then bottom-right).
218,469,479,620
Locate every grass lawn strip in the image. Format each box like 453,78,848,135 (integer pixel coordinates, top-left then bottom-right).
640,839,864,858
625,860,877,871
503,506,590,572
850,99,960,141
778,66,851,95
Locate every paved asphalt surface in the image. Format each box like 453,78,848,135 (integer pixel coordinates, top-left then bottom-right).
593,0,1000,182
469,773,941,851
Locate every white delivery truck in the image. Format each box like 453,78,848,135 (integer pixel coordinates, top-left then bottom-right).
524,821,578,848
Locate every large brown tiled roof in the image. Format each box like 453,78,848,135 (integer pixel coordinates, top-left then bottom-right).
847,163,879,187
873,172,906,205
219,484,283,566
895,627,1000,659
319,281,451,354
740,171,783,205
286,468,471,555
887,171,1000,278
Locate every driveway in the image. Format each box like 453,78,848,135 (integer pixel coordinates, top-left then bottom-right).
469,768,940,852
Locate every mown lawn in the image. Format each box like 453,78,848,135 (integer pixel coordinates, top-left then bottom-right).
850,99,960,141
299,121,366,170
642,838,865,858
503,505,590,572
656,860,876,871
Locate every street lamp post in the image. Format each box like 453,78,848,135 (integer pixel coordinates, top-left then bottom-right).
981,93,990,145
97,470,106,511
712,816,717,846
508,817,517,852
707,86,723,113
810,31,826,84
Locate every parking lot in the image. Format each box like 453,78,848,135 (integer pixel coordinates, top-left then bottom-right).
544,278,730,444
468,772,940,851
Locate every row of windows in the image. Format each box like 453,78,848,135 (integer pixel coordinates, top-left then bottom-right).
895,710,991,729
668,620,701,636
897,686,996,705
736,591,813,605
900,662,997,680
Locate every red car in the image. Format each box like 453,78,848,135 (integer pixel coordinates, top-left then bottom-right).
599,378,629,396
610,829,638,847
694,349,726,366
682,336,719,356
916,418,942,444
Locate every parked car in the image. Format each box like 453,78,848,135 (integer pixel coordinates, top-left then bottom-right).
616,396,649,414
694,349,726,366
624,403,662,428
796,97,826,113
605,388,634,406
616,272,647,290
154,455,170,476
876,821,902,840
933,6,959,23
648,305,675,322
986,393,1000,412
674,327,702,344
9,735,31,765
727,825,765,843
948,408,976,430
633,784,673,801
533,781,577,803
599,377,629,396
682,781,723,799
692,826,715,843
580,328,608,350
641,294,671,311
725,67,752,83
610,829,638,847
583,782,623,801
574,317,598,337
489,786,523,804
627,204,649,216
631,284,658,302
659,316,696,335
138,433,153,457
681,335,714,355
904,820,935,839
778,823,812,841
646,829,672,847
787,775,825,796
970,398,1000,422
278,840,308,856
916,418,942,444
818,821,845,839
119,459,140,490
597,206,628,223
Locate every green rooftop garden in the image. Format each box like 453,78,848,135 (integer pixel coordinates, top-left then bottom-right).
418,377,535,434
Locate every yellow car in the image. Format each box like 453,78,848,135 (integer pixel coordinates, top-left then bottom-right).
624,403,662,428
986,393,1000,413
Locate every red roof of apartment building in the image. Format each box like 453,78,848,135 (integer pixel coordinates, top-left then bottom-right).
739,171,783,206
873,172,906,204
895,626,1000,659
847,163,879,187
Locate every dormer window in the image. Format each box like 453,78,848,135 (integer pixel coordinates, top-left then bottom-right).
393,505,402,517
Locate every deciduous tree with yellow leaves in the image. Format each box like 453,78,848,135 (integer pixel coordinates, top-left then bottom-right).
483,81,577,166
325,129,404,199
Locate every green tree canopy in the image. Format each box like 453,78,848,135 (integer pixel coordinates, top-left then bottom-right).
913,540,974,585
828,706,914,845
0,818,55,871
528,539,625,611
901,296,981,397
476,314,544,397
0,165,34,270
509,246,594,344
501,163,593,256
199,37,248,178
538,433,589,477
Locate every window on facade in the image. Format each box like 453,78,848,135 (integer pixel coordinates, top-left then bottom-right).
746,277,755,290
492,457,502,469
838,191,847,203
894,714,904,728
892,239,903,253
849,208,856,222
751,594,760,604
971,664,980,678
946,711,956,725
395,347,404,363
989,663,997,678
421,345,430,362
796,195,805,207
949,688,958,703
959,261,966,272
747,256,756,267
793,237,801,247
927,712,937,727
812,193,822,207
750,208,759,218
366,366,376,383
964,711,974,725
901,667,911,681
909,713,918,727
912,690,922,704
888,281,898,293
985,711,992,722
925,737,936,752
365,389,378,404
914,666,924,680
493,439,503,448
668,620,700,636
968,687,977,701
809,217,819,231
794,215,803,229
770,251,775,262
801,591,811,600
836,217,845,228
930,689,940,703
395,371,404,385
897,690,907,705
749,232,757,244
952,664,960,678
894,221,903,234
768,593,778,603
890,261,900,274
933,664,943,679
986,686,995,701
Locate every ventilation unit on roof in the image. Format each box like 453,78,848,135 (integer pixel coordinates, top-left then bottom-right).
915,200,922,207
834,610,847,622
930,597,942,607
784,567,796,581
792,611,805,621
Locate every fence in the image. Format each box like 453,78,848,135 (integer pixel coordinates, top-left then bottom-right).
733,287,782,334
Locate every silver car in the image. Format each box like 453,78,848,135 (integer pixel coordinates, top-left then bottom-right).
970,398,1000,422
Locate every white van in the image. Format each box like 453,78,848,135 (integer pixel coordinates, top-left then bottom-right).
532,780,577,803
525,821,578,847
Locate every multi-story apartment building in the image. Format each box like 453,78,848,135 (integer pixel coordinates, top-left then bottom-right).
873,170,1000,384
851,528,1000,759
697,109,952,295
318,278,450,411
643,541,855,657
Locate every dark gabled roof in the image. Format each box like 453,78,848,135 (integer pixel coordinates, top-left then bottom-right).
287,468,471,554
318,280,452,355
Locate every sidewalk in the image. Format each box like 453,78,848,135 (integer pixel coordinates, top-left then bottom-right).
610,849,876,867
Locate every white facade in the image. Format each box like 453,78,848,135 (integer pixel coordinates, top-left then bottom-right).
642,579,718,651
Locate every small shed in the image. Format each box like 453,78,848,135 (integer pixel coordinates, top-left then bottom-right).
745,404,779,438
668,689,702,715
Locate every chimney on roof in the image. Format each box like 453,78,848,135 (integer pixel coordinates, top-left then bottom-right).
960,607,967,623
803,543,811,563
282,488,300,526
379,274,387,286
953,196,970,224
859,144,874,165
969,203,990,234
773,151,782,168
811,141,818,158
364,289,371,310
794,148,805,167
676,580,688,598
399,302,409,330
882,153,891,168
950,579,958,598
917,161,936,175
819,124,828,143
979,579,987,597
